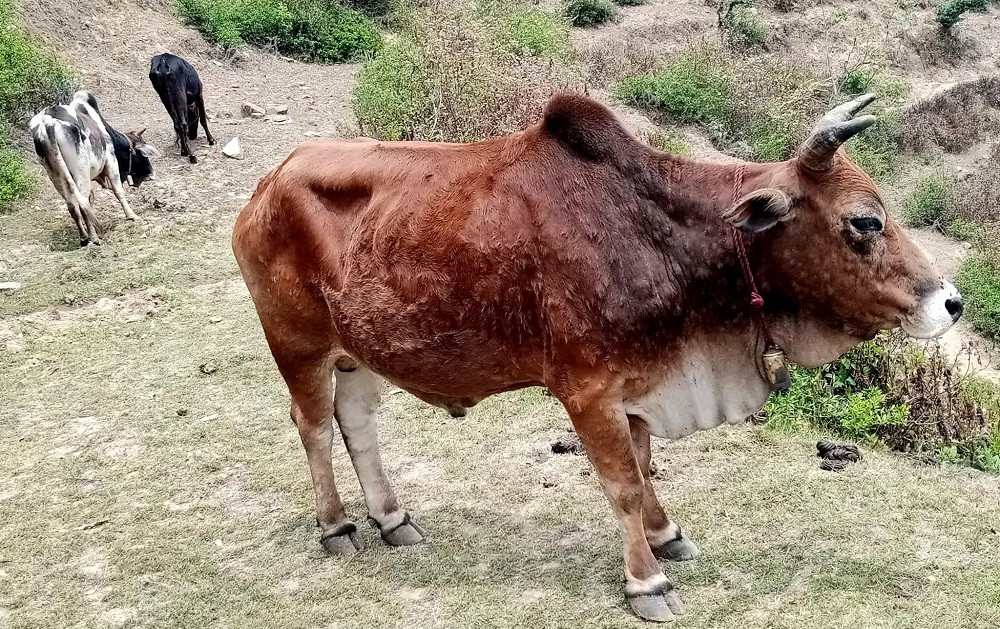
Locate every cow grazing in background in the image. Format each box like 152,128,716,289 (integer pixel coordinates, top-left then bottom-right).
233,93,962,622
30,90,159,246
149,53,215,163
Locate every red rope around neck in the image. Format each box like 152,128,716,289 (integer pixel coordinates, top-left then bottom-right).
730,164,775,346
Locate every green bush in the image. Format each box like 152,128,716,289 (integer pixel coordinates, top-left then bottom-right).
564,0,616,27
838,70,909,181
955,253,1000,342
351,41,424,140
0,0,74,212
936,0,989,29
721,1,768,50
614,49,734,126
0,0,74,123
482,2,571,59
0,142,35,214
176,0,381,62
902,172,957,227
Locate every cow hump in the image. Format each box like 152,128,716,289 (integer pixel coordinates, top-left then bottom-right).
542,92,637,162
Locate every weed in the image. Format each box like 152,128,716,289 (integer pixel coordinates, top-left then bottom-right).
564,0,616,27
0,142,35,213
936,0,989,30
902,171,957,228
176,0,381,63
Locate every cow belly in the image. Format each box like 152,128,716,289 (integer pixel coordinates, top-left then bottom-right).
623,344,771,440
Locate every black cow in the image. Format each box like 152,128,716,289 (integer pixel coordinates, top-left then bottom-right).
29,90,159,246
149,53,215,163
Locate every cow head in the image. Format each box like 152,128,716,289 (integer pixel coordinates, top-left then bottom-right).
723,94,962,366
125,128,159,187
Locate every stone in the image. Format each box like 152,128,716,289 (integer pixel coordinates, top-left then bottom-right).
241,102,265,118
266,104,289,115
222,137,240,158
0,282,21,293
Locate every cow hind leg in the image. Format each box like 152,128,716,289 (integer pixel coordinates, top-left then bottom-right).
629,419,700,562
564,395,685,622
334,365,425,547
282,355,363,555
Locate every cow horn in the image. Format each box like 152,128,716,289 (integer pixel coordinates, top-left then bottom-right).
798,93,877,171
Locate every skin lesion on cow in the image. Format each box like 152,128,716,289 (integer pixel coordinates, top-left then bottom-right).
232,91,962,623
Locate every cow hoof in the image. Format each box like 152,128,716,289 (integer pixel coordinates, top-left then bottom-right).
627,587,685,622
188,154,198,164
653,534,700,562
446,403,467,418
319,522,363,555
378,512,426,546
208,138,217,146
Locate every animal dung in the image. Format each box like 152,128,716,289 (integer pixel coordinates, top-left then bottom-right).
816,440,861,472
551,430,583,455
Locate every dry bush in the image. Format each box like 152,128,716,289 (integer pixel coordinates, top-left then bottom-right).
902,77,1000,154
578,36,657,86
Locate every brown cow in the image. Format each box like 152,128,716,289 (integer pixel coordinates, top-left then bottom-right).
232,93,961,622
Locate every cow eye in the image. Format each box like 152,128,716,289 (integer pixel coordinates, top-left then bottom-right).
850,216,883,233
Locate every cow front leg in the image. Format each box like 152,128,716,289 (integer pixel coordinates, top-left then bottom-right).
334,366,424,546
107,178,140,221
630,420,700,562
285,358,362,555
564,393,685,622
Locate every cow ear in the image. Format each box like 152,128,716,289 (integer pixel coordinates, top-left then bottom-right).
722,188,794,233
136,143,160,158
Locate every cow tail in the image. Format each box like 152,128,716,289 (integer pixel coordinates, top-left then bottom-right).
44,124,88,209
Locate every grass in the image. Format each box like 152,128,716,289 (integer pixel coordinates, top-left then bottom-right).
0,0,74,212
175,0,381,63
564,0,616,27
649,128,689,155
488,3,572,60
718,0,769,50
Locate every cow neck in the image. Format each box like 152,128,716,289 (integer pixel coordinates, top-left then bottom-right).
729,162,791,393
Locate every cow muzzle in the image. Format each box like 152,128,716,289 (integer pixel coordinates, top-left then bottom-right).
901,280,962,339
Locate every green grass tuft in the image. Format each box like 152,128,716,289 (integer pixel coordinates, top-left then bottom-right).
936,0,989,29
176,0,381,63
649,129,689,155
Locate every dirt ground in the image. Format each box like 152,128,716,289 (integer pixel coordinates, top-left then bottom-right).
2,1,1000,628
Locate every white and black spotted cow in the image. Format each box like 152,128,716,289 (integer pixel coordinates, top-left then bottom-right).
29,90,159,246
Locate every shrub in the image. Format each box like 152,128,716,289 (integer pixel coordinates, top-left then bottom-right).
956,254,1000,342
176,0,381,62
352,2,575,142
902,77,1000,155
902,171,957,228
0,0,74,124
837,68,909,180
0,0,74,212
936,0,989,30
564,0,616,27
488,4,571,59
718,0,768,50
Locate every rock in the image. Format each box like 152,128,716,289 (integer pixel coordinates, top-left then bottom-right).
199,362,218,375
241,102,265,118
0,282,21,294
266,104,289,115
250,112,264,119
177,408,188,416
222,136,241,158
272,115,291,125
209,316,223,323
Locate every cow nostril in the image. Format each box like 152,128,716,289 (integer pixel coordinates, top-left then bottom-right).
945,297,963,321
